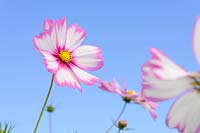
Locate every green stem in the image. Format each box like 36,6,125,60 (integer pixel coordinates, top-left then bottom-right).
118,129,121,133
49,113,52,133
34,74,54,133
105,102,127,133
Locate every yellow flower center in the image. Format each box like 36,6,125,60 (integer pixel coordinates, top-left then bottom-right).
58,50,72,63
127,90,135,95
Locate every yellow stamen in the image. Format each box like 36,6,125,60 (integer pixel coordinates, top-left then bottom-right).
58,50,72,63
127,90,135,95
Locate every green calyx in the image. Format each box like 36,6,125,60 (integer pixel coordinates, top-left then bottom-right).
117,120,127,130
123,96,132,103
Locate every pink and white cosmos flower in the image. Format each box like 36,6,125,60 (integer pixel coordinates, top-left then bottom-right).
33,17,104,91
142,18,200,133
98,79,158,119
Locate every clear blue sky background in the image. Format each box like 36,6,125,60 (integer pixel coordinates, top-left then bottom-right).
0,0,200,133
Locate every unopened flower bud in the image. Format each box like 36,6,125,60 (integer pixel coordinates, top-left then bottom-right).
118,120,128,130
47,105,54,113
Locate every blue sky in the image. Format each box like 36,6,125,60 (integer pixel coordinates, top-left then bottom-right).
0,0,200,133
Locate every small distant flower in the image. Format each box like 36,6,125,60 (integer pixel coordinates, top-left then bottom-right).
0,123,14,133
33,17,104,91
98,79,157,119
141,17,200,133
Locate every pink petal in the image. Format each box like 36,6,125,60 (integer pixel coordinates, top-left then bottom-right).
40,51,59,73
34,17,67,53
65,24,86,51
71,45,104,71
33,25,57,53
54,17,67,49
142,48,192,101
69,64,99,85
192,17,200,65
130,94,158,119
54,64,82,91
166,89,200,133
146,101,158,109
111,80,127,96
43,19,54,31
98,80,126,96
98,80,115,92
147,48,187,79
142,74,193,102
148,109,158,119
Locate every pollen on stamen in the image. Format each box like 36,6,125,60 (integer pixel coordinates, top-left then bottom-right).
58,50,72,63
127,90,135,95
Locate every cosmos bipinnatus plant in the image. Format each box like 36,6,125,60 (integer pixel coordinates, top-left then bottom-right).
33,17,104,133
0,123,14,133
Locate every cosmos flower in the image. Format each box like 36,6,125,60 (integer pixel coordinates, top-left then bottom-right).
142,18,200,133
98,79,157,119
33,17,104,91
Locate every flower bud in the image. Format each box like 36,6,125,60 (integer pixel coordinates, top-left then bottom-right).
47,105,54,113
117,120,128,130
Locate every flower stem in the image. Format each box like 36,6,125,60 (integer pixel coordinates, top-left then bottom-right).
118,129,121,133
34,74,54,133
49,113,52,133
105,102,127,133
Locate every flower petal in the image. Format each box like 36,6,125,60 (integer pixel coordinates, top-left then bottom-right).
98,80,116,92
98,80,126,96
65,24,86,51
54,64,82,91
43,19,54,31
33,26,57,53
40,51,59,73
146,48,187,79
70,64,99,85
142,48,192,101
144,103,158,119
130,94,158,119
72,45,104,71
142,72,193,101
54,17,67,49
193,17,200,65
166,90,200,133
